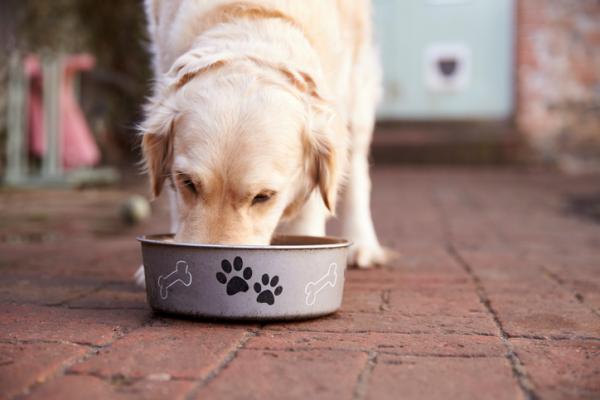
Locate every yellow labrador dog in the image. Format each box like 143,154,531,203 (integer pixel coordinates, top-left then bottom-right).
135,0,389,285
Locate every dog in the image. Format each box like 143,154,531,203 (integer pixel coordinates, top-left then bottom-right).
135,0,390,286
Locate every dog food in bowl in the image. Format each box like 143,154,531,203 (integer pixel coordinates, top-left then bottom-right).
138,234,351,320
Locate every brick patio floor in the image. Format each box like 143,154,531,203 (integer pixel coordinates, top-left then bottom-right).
1,167,599,400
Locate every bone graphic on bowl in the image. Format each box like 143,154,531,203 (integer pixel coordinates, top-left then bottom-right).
158,260,193,300
305,263,338,306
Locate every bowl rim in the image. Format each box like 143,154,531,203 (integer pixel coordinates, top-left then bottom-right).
137,234,352,250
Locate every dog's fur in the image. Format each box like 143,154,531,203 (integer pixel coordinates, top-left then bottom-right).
135,0,389,285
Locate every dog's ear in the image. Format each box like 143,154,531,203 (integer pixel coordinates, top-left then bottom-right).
140,50,227,198
140,90,178,198
309,125,337,213
142,130,174,198
304,97,344,215
283,66,344,215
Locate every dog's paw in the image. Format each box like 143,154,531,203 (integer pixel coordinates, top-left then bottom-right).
134,265,146,288
348,243,398,269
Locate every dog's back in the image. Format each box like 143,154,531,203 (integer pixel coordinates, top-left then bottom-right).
145,0,373,88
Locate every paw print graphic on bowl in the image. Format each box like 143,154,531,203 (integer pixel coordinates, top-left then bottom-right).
216,256,252,296
254,273,283,305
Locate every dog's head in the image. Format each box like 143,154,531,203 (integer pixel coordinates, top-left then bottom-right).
141,50,343,244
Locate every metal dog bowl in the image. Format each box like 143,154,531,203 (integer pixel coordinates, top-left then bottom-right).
138,234,351,320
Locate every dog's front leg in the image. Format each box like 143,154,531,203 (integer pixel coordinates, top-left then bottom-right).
134,185,180,288
340,50,393,267
340,137,391,268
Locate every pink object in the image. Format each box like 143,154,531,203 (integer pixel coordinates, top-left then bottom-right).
24,54,100,170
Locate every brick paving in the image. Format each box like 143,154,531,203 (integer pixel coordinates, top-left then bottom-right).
1,167,599,399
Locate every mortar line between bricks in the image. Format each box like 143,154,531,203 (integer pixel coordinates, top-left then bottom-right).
184,329,257,400
259,327,498,336
446,246,539,400
11,340,108,400
352,351,378,400
55,279,156,309
507,334,600,342
430,189,539,400
542,266,600,319
49,282,109,307
0,338,101,349
9,312,156,400
64,369,198,383
243,347,501,359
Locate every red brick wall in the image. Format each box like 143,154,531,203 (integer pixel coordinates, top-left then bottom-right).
516,0,600,170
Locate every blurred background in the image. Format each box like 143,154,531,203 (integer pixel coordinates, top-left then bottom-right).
0,0,598,193
372,0,600,169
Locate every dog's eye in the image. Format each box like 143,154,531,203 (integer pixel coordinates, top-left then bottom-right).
178,174,198,196
183,179,197,194
252,192,273,206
